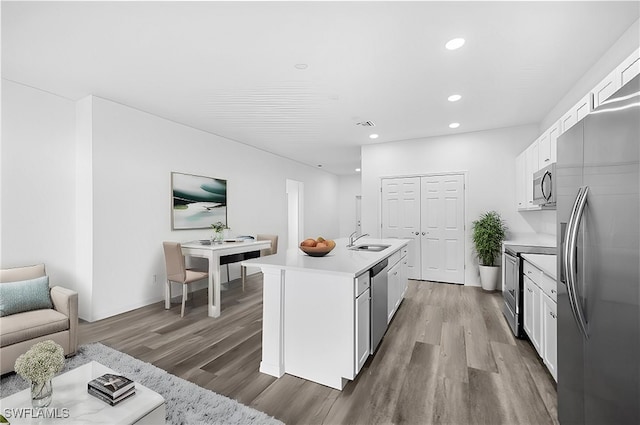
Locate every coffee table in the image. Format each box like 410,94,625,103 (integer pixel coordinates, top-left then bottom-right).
0,361,165,424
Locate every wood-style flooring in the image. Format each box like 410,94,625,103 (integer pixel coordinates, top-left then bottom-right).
79,275,559,425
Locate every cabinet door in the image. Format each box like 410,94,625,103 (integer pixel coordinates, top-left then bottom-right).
617,47,640,88
549,122,560,164
524,143,539,210
523,276,542,353
516,151,526,210
387,261,400,323
592,69,619,109
355,288,370,374
538,133,551,169
542,293,558,381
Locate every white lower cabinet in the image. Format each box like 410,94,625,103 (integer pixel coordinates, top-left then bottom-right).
541,292,557,381
387,249,408,324
355,287,370,374
523,259,558,382
523,276,542,353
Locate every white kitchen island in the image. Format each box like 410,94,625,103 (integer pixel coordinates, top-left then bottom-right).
242,237,409,390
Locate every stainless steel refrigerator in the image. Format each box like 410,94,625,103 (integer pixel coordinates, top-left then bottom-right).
557,74,639,424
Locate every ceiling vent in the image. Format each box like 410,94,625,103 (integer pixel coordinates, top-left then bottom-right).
356,120,376,127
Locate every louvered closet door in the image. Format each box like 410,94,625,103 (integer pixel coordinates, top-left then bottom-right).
420,174,465,284
381,177,420,279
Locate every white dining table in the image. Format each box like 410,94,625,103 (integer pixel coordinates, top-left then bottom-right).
176,239,271,318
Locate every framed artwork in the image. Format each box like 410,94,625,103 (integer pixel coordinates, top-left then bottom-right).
171,172,227,230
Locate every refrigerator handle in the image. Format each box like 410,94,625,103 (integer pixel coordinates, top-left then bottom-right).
566,186,590,340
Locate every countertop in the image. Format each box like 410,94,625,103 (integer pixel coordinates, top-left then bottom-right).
522,253,558,280
242,237,409,277
503,232,556,248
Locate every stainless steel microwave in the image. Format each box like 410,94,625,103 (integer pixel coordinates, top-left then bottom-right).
533,163,556,208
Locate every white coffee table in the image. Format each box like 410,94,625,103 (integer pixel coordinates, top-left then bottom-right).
0,361,165,424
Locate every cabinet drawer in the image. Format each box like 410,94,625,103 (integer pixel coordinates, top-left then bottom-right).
354,272,369,297
523,261,540,282
388,250,401,268
538,272,557,302
400,246,408,259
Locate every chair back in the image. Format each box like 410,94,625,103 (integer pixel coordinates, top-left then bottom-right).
163,242,186,283
257,234,278,256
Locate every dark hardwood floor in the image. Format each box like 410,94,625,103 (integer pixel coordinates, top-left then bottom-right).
80,275,559,425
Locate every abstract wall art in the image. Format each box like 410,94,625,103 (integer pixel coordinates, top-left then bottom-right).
171,172,227,230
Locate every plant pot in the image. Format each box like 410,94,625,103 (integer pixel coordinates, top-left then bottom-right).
479,265,500,291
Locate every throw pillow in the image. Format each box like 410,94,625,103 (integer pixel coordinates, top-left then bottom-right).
0,276,53,317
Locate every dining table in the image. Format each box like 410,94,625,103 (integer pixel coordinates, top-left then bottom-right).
176,239,272,318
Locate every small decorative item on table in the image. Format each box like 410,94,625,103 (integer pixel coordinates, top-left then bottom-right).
14,340,65,408
88,373,136,405
299,237,336,257
210,221,229,244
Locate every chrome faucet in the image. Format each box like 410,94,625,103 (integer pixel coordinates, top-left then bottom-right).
347,231,370,247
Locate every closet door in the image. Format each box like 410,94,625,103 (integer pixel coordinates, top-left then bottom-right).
381,177,420,279
420,174,465,284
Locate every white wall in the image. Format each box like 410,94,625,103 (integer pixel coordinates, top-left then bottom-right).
337,174,361,238
2,84,339,321
361,124,539,286
1,80,79,291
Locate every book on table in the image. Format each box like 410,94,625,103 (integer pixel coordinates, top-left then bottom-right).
88,386,136,406
87,373,135,403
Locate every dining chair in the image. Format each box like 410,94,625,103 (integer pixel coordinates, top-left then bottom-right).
162,242,209,317
241,234,278,291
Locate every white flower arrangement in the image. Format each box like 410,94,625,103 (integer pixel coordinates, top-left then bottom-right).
14,340,64,383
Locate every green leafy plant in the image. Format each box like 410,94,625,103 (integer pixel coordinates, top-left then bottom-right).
14,340,64,383
210,222,228,233
472,211,507,266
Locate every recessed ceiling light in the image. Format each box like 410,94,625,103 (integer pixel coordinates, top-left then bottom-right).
294,63,308,70
448,94,462,102
449,122,460,129
369,134,379,139
355,168,361,172
445,38,465,50
317,164,323,167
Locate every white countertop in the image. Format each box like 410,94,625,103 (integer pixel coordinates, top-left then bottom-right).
242,237,409,277
522,253,558,280
503,232,556,248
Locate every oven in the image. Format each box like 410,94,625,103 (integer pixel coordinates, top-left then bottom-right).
502,244,556,338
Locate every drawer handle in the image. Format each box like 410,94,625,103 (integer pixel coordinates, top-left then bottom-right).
527,270,532,274
528,288,533,293
551,289,556,294
550,312,557,319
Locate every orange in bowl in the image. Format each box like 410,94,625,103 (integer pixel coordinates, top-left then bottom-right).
299,237,335,257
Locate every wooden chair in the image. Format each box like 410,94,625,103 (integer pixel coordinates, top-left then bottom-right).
241,234,278,291
162,242,208,317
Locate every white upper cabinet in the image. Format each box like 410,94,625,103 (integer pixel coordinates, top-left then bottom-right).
618,48,640,87
538,121,560,169
560,92,593,134
515,151,527,210
592,48,640,109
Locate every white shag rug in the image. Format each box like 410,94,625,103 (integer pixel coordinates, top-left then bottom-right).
0,343,283,425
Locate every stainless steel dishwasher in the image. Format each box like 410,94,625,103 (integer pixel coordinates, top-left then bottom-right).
370,258,389,353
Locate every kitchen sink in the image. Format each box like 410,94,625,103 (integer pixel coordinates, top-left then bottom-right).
349,244,391,252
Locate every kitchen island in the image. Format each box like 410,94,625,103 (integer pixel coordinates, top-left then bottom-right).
242,237,409,390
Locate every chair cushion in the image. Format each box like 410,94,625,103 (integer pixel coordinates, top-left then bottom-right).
0,309,69,347
0,276,53,317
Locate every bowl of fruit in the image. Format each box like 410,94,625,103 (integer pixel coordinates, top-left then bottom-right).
299,237,336,257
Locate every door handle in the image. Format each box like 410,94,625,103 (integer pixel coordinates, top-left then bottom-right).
564,186,589,339
422,232,426,236
414,232,419,236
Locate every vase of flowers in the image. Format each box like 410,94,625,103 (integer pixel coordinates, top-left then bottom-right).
14,340,65,408
210,221,228,244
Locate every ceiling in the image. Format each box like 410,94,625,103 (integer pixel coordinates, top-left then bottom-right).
2,2,639,175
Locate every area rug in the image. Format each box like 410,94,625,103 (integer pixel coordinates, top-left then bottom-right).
0,342,283,425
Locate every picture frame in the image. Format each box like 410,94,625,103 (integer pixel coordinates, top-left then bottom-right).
171,172,227,230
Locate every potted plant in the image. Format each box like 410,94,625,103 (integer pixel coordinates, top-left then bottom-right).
210,221,228,243
472,211,507,291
